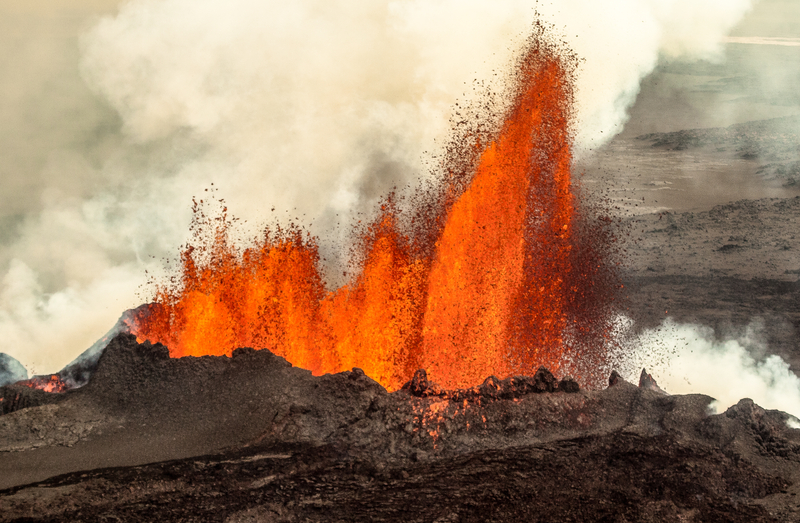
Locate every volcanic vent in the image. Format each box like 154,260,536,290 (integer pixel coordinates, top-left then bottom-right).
129,30,622,391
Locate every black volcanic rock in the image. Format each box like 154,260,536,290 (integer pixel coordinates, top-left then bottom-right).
0,359,65,417
478,375,503,398
639,367,667,394
557,376,580,392
0,306,153,396
80,333,388,448
401,369,433,397
0,384,62,416
0,430,790,523
1,335,800,521
531,365,558,392
608,369,624,387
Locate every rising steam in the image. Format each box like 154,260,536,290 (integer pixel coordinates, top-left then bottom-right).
1,0,755,377
616,318,800,422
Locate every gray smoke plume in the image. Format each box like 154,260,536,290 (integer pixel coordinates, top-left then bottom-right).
613,317,800,423
0,353,28,387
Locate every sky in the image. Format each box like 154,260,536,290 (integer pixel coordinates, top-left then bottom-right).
0,0,798,387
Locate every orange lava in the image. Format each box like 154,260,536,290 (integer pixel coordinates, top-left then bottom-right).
131,33,620,391
420,45,574,387
19,375,69,394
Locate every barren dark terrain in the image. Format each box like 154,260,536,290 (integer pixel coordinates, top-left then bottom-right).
582,116,800,372
1,332,800,522
622,196,800,373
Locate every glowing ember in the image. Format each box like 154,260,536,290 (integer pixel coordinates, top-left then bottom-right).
19,375,69,394
131,31,621,391
420,39,575,387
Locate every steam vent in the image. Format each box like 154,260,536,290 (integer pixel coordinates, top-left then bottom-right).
3,25,800,523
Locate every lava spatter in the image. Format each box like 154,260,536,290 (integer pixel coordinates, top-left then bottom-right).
131,29,622,391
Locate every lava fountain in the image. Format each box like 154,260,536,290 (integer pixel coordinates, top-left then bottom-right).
131,31,621,391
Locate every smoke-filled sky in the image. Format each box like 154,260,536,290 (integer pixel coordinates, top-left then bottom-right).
1,0,798,387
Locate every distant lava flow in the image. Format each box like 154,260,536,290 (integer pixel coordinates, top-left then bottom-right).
131,32,621,391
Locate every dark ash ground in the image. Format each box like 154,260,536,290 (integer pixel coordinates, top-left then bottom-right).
1,332,800,522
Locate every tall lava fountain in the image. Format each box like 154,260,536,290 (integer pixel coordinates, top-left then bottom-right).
131,31,621,390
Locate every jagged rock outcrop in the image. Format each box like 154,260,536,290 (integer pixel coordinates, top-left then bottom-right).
0,385,61,416
639,367,667,394
1,334,799,521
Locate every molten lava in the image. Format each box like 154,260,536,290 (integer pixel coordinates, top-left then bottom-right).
420,47,575,387
19,375,69,394
131,33,620,391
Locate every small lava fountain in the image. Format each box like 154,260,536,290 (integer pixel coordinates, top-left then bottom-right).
130,30,622,391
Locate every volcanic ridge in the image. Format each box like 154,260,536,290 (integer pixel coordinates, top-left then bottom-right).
1,333,800,522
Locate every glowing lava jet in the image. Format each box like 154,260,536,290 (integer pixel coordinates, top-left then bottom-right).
131,31,621,391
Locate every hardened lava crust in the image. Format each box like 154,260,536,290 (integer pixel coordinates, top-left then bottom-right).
1,333,799,522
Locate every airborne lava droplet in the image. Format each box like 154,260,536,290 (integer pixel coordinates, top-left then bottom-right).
131,27,622,391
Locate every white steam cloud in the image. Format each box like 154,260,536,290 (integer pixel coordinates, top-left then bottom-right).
615,318,800,423
1,0,755,375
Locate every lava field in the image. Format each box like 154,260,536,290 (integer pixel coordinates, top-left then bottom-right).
1,333,800,522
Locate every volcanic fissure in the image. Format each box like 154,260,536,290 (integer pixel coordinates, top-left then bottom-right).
128,31,621,391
